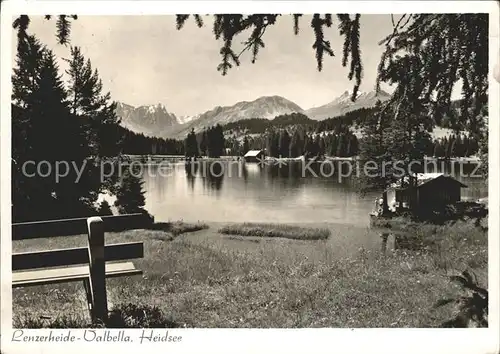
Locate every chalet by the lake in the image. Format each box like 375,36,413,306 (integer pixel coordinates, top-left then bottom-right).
244,150,265,163
385,173,468,213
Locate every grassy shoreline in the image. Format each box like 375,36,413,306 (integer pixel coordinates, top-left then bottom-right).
13,219,487,328
218,223,331,240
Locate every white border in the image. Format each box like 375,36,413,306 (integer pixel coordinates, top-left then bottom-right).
1,2,499,354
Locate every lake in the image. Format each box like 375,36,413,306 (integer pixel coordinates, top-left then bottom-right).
139,159,487,226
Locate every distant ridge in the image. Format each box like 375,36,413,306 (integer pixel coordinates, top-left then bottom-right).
305,89,391,121
164,95,304,138
116,90,393,139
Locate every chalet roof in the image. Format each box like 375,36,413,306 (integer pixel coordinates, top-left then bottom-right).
244,150,263,157
387,173,468,190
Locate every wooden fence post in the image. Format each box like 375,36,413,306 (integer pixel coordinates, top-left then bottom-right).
87,216,108,324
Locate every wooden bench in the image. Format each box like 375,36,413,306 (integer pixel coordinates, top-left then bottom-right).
12,213,152,323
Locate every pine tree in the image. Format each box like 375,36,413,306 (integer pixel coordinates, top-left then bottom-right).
446,135,455,159
433,140,445,158
279,129,291,157
65,46,123,158
185,128,199,158
318,136,326,157
97,200,113,216
440,137,448,158
346,134,359,157
303,135,315,158
199,130,208,156
11,41,95,221
242,136,250,155
454,135,463,157
289,129,303,158
206,127,213,157
461,134,468,157
357,103,393,195
64,46,120,209
231,138,240,156
329,134,338,156
450,139,458,158
114,168,146,214
462,135,470,157
11,35,47,221
205,125,225,157
469,136,479,156
213,124,225,157
336,134,346,157
266,130,280,157
311,134,321,157
38,50,94,217
12,35,45,110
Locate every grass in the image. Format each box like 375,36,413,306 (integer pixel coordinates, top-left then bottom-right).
15,303,181,328
149,220,209,235
218,222,331,240
12,219,487,328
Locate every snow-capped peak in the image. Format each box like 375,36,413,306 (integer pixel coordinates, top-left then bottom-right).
304,89,391,120
177,115,196,124
115,101,178,136
338,89,370,102
147,103,167,114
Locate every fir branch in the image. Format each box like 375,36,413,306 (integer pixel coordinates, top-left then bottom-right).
337,15,351,68
55,15,73,45
236,17,272,63
337,14,362,100
193,15,204,28
348,14,362,101
293,14,302,35
176,15,190,30
216,15,245,75
311,14,335,72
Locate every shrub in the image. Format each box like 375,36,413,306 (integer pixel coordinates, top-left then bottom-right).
435,270,488,328
97,200,113,216
107,303,180,328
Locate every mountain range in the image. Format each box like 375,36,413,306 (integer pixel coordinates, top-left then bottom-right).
305,89,391,120
114,89,391,139
115,102,179,136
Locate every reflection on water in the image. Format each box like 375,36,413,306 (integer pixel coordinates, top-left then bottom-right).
203,161,224,194
142,160,487,226
185,162,198,191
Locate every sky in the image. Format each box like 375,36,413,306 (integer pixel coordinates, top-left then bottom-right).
17,15,396,117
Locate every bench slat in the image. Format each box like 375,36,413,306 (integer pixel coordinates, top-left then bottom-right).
12,242,144,271
12,213,152,240
13,262,142,287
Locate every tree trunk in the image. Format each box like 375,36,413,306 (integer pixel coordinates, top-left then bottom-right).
382,190,389,215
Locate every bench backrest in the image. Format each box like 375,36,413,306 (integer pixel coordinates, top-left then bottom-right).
12,213,150,271
12,213,151,240
12,241,144,271
12,213,151,324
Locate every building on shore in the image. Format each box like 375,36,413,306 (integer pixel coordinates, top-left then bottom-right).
243,150,265,163
384,173,468,213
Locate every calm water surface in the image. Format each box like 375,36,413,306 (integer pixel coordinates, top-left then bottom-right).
140,160,487,226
